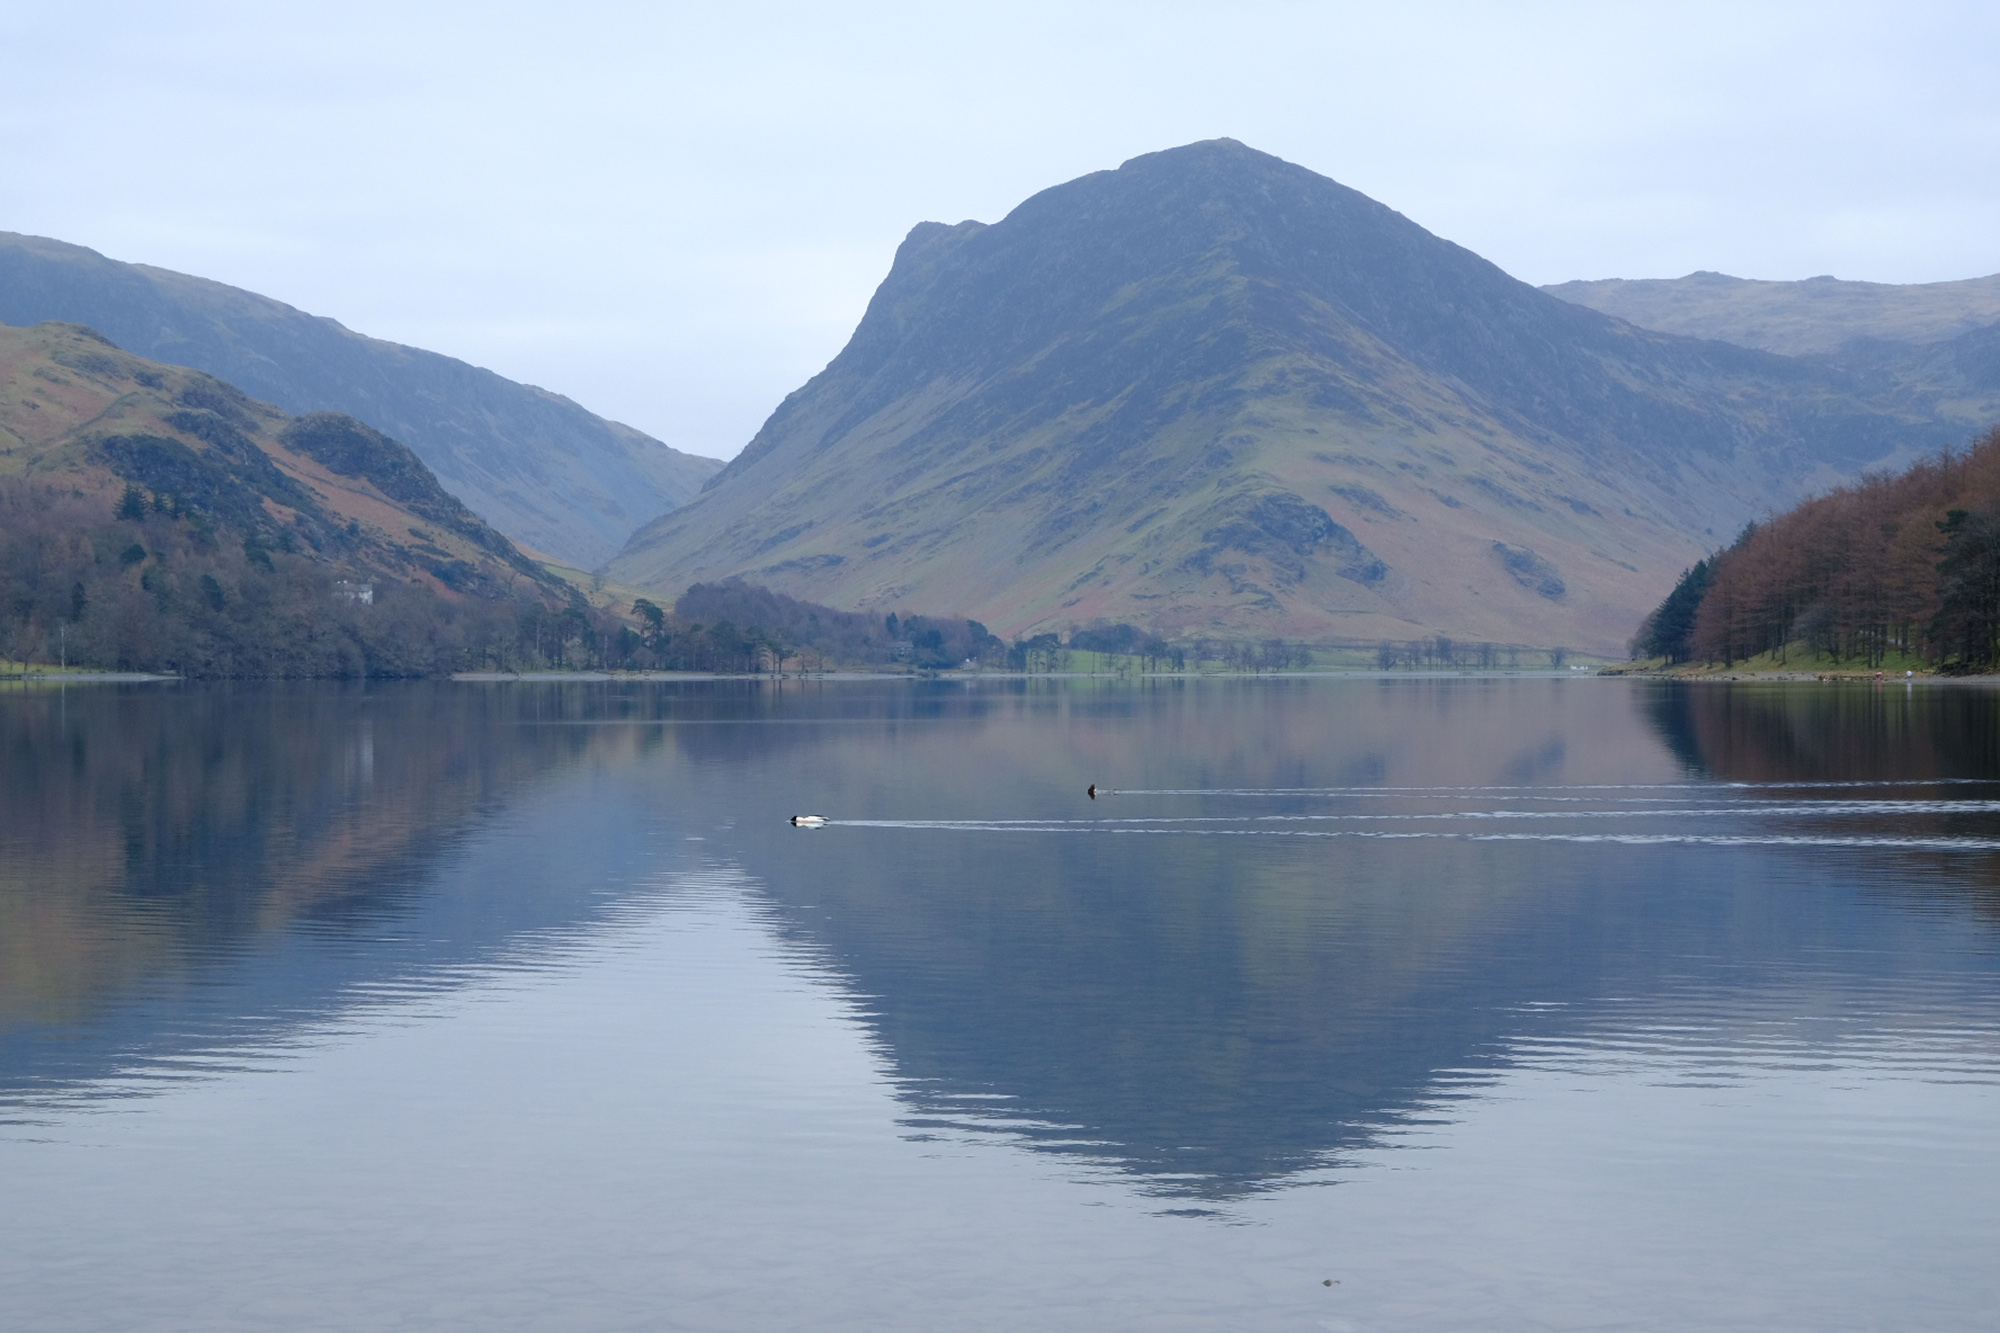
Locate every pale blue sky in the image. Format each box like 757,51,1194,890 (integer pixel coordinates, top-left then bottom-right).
3,1,1996,459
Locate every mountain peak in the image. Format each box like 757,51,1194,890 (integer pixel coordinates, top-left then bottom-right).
613,144,1944,653
1114,136,1267,170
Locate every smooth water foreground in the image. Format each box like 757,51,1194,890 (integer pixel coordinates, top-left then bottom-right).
2,677,1997,1332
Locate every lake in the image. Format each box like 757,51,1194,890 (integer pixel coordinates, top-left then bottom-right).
3,675,1997,1331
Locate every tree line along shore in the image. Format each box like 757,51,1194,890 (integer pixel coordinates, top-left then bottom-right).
1633,425,2000,674
1,489,1591,683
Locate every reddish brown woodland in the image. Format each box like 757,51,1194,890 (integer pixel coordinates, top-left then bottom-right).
1687,426,2000,666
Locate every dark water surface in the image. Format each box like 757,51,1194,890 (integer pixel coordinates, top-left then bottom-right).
3,676,1997,1331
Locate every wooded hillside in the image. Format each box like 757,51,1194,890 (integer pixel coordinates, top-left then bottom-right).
1635,425,2000,668
0,321,582,676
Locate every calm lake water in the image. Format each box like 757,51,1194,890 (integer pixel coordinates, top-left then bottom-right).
3,676,1998,1331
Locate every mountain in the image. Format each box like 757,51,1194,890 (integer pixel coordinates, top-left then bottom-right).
0,320,568,674
1839,319,2000,434
1543,271,2000,357
0,232,722,567
1548,271,2000,447
608,139,1952,654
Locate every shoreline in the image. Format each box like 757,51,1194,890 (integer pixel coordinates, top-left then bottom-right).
0,671,180,683
449,667,1612,682
7,667,1986,687
1604,666,2000,683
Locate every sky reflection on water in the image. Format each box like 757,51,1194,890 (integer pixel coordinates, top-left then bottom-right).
2,677,1997,1331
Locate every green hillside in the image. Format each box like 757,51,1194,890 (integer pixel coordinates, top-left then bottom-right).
610,140,1954,655
0,321,582,676
0,233,723,566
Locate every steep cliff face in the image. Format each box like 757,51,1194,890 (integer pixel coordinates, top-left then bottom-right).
610,139,1944,653
0,234,721,566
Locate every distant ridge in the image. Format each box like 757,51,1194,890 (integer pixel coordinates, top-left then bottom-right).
1544,270,2000,358
0,233,722,567
611,139,1952,654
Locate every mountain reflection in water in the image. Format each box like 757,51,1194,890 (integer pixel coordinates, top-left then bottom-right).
0,682,688,1108
723,679,2000,1197
5,677,1998,1208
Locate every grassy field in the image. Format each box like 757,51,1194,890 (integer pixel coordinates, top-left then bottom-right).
1610,643,1937,677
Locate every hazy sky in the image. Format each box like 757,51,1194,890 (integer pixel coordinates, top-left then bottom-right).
3,2,1997,459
